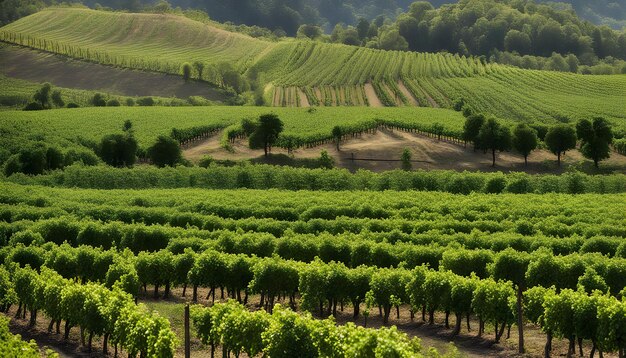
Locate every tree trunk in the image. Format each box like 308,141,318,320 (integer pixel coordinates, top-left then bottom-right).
452,313,462,336
353,300,360,318
557,152,561,167
517,285,525,353
29,309,37,327
567,337,575,358
467,313,471,331
578,337,583,357
445,311,450,329
428,309,435,325
545,331,552,358
154,284,159,298
48,318,55,333
496,321,506,342
492,149,496,167
64,321,71,340
88,332,93,352
182,283,187,297
192,285,198,302
103,333,109,354
524,155,528,166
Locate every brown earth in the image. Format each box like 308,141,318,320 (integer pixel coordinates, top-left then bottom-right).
398,80,419,106
0,44,231,101
184,127,626,174
363,83,383,107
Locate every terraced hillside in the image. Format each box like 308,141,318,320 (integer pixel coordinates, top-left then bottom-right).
1,8,626,131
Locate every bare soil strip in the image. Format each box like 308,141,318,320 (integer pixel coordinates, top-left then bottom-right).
0,45,230,101
297,87,309,107
364,83,383,107
183,128,626,174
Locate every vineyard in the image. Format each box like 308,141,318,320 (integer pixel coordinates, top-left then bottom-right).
0,181,625,356
0,106,466,155
1,8,625,131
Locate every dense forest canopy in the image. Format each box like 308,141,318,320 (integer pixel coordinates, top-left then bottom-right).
2,0,625,32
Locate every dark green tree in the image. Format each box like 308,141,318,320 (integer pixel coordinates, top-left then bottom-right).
477,118,512,167
181,62,192,82
33,83,52,109
193,61,205,80
91,93,107,107
545,125,577,166
99,124,138,168
576,117,613,168
332,126,342,150
462,114,485,149
401,148,412,171
512,124,538,166
51,90,64,108
249,114,284,157
147,135,182,167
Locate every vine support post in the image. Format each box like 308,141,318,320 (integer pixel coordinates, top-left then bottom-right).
185,304,190,358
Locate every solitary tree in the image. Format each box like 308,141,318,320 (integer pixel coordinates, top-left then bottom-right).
181,63,193,82
332,126,343,150
148,135,182,167
476,118,512,167
91,93,107,107
462,114,485,149
193,61,205,80
545,125,577,166
33,83,52,109
249,114,284,156
576,117,613,168
51,90,64,108
99,122,138,167
401,148,412,171
512,124,538,166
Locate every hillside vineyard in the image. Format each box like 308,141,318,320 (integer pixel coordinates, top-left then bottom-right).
1,8,626,129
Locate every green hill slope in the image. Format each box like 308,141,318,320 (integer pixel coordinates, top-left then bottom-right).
1,8,625,133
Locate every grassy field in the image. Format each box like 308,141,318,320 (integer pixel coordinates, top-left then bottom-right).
1,7,625,133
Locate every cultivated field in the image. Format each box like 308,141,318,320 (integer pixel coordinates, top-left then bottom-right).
1,8,625,132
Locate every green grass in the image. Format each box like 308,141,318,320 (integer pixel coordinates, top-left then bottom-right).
1,7,625,134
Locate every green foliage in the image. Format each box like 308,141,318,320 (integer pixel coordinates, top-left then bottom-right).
476,118,512,167
545,125,577,166
512,124,538,165
147,135,182,167
576,117,613,167
318,150,334,169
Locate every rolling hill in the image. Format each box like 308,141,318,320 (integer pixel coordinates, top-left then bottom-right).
1,7,626,134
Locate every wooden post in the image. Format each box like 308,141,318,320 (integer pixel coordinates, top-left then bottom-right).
185,304,190,358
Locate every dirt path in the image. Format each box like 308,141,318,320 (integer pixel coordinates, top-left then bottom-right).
297,88,309,107
364,83,383,107
0,44,231,101
183,128,626,173
397,80,419,106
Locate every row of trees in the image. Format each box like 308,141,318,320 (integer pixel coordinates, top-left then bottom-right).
1,265,177,356
6,241,625,356
23,83,75,111
461,109,614,168
191,300,424,358
98,120,183,167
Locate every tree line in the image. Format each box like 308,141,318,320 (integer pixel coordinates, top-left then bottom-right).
459,101,615,168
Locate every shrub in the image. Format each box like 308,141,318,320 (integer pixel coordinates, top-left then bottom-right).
3,155,21,176
8,231,45,246
147,135,182,167
23,102,43,111
484,176,507,193
106,99,121,107
91,93,107,107
137,97,155,106
66,102,80,108
125,98,135,106
319,150,334,169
